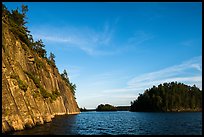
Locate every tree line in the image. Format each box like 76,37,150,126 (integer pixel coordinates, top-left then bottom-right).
60,70,76,98
130,82,202,112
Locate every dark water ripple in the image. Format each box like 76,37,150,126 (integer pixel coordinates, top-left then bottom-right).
11,111,202,135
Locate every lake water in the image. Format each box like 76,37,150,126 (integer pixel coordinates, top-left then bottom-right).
11,111,202,135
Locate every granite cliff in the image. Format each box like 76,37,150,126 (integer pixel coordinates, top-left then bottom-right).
2,5,80,133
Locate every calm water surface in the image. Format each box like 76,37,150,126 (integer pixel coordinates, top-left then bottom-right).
11,111,202,135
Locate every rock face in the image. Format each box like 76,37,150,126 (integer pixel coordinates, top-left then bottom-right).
2,17,80,133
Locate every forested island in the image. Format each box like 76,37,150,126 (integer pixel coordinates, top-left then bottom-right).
96,104,117,111
130,82,202,112
80,105,130,112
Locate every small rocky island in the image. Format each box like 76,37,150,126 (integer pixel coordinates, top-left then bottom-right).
130,82,202,112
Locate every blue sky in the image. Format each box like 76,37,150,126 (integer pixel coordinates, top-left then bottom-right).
4,2,202,109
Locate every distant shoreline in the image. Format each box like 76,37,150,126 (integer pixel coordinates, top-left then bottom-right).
81,108,202,112
80,106,131,112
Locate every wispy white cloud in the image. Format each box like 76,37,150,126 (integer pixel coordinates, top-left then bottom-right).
31,21,117,56
103,56,202,96
34,35,73,43
127,31,154,46
128,56,202,86
30,19,153,56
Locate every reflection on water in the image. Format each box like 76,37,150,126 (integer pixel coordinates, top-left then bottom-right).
11,111,202,135
12,114,78,135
